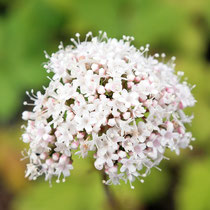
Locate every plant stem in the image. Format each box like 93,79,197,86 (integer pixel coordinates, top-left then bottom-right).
102,172,119,210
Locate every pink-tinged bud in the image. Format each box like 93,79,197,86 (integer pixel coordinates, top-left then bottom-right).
141,75,146,80
59,155,68,164
47,98,53,104
52,153,60,161
146,141,153,147
143,100,152,107
111,84,117,91
97,85,105,94
159,97,165,105
55,130,61,137
93,153,97,158
29,121,35,127
179,101,184,109
22,111,30,120
33,159,39,165
65,83,71,89
88,84,94,91
22,133,31,143
78,55,85,60
88,95,95,103
105,83,111,92
134,76,140,82
99,68,105,75
118,151,126,158
166,121,174,131
77,132,85,139
129,151,133,156
99,94,106,100
108,118,116,126
123,112,131,120
152,100,158,106
48,135,55,143
178,126,184,134
71,141,79,149
43,134,50,141
149,133,156,140
172,101,177,106
63,78,69,83
46,158,53,165
166,87,174,93
127,82,134,89
40,152,48,160
113,111,120,118
127,74,135,81
93,125,100,133
67,111,74,121
139,97,145,103
136,145,145,153
91,63,99,71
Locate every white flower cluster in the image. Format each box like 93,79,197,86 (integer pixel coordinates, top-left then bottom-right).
22,32,196,188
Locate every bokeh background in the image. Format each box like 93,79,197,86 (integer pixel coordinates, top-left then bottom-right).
0,0,210,209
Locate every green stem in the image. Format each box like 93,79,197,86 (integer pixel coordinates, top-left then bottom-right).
102,172,119,210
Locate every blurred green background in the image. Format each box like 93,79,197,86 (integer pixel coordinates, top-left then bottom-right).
0,0,210,209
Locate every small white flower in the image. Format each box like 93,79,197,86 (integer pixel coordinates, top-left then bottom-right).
75,111,97,133
55,155,73,181
120,158,137,174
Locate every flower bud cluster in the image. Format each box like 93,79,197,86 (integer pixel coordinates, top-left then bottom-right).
22,32,195,188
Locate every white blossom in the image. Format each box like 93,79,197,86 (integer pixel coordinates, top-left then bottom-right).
21,32,196,188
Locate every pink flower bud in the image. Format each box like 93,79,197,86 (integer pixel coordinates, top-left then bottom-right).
52,153,60,161
105,83,111,92
88,95,95,103
59,155,68,164
134,76,140,82
127,82,134,89
113,111,120,118
40,152,48,160
127,74,135,81
91,63,99,71
118,151,126,158
179,101,184,109
108,118,116,126
22,133,31,143
67,111,74,120
46,158,53,165
99,68,105,75
71,141,79,149
97,86,105,94
22,111,30,120
77,132,85,139
166,87,174,93
178,126,184,134
123,112,130,120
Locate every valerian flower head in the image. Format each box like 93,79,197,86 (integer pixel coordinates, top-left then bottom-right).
21,31,196,188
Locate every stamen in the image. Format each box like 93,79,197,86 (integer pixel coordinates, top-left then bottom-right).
75,33,81,44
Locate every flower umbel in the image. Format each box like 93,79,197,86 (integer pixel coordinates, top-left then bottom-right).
22,31,196,188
